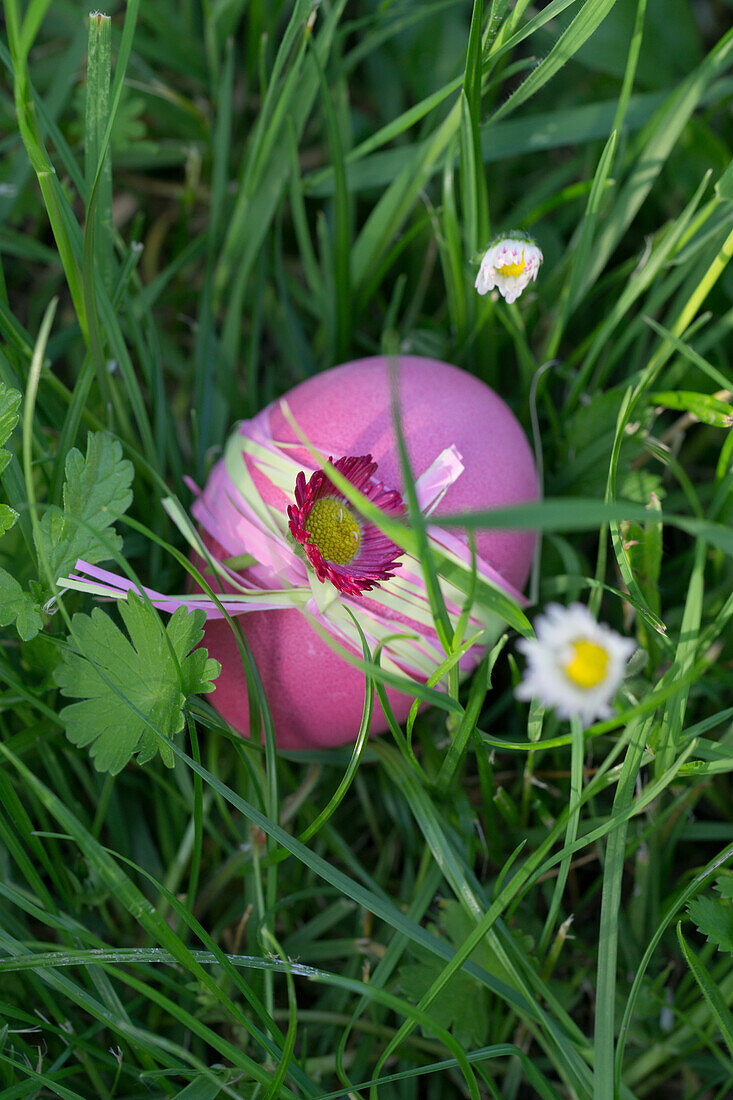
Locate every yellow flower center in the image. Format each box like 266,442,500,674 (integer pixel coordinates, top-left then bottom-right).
496,252,526,278
563,639,610,689
305,498,361,564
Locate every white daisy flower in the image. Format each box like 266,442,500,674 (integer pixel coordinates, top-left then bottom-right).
475,234,542,304
515,603,636,725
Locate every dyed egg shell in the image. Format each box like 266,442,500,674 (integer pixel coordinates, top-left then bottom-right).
202,356,538,750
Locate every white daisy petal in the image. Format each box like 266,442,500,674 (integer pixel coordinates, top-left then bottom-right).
515,603,636,725
475,234,543,304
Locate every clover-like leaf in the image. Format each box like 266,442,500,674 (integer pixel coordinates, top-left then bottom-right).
53,594,220,774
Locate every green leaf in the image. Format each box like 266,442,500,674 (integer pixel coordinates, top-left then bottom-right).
0,565,44,640
715,875,733,900
687,875,733,954
0,503,18,535
686,896,733,953
678,922,733,1060
398,899,533,1049
0,383,22,539
554,387,649,497
399,901,489,1048
399,955,487,1049
649,390,733,428
35,431,133,588
0,381,21,462
53,595,221,774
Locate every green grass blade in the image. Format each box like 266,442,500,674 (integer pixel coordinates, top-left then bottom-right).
85,13,114,294
490,0,618,121
579,26,733,295
677,923,733,1060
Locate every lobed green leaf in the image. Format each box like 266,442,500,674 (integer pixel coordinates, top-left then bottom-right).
54,595,221,774
0,565,44,640
35,431,133,590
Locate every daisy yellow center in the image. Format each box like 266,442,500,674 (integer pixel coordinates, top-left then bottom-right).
563,639,610,689
496,252,526,278
305,498,361,564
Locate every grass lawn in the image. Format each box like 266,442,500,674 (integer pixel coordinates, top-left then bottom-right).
2,1,733,1097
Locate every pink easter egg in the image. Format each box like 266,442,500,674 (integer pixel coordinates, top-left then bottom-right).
200,356,538,750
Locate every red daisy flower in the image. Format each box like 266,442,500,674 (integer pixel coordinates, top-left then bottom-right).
287,455,405,596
